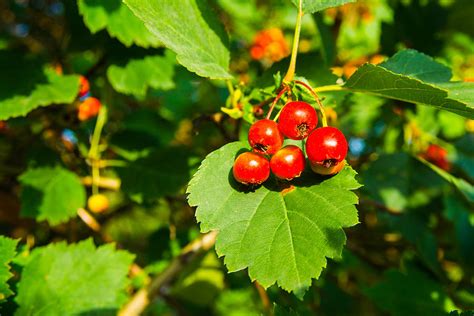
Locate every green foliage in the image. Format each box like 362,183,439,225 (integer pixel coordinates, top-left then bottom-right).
345,50,474,118
15,239,134,315
123,0,232,79
291,0,355,14
0,58,79,120
188,142,361,292
77,0,160,47
365,266,456,316
18,166,86,225
0,237,17,302
107,51,176,97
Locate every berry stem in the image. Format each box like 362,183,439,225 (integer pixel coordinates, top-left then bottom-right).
295,80,328,127
314,84,344,93
283,0,303,83
266,86,289,120
88,105,108,195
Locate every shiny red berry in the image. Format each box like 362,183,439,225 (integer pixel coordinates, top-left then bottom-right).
248,119,284,155
233,151,270,185
306,127,348,174
270,145,305,180
278,101,318,140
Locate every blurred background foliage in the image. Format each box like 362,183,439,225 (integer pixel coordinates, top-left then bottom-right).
0,0,473,315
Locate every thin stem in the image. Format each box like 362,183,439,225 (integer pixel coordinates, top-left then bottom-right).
99,159,127,168
295,80,328,127
77,208,101,231
266,86,289,120
314,84,344,93
254,282,272,315
283,0,303,83
88,105,108,195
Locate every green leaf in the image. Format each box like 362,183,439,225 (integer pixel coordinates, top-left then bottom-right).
187,142,361,292
0,236,18,302
345,49,474,119
123,0,232,79
77,0,160,47
291,0,355,14
365,266,455,316
107,51,175,97
117,147,192,203
15,239,134,315
18,166,86,225
0,52,79,120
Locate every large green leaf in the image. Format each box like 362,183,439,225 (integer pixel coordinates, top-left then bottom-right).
291,0,355,14
0,52,79,120
345,50,474,118
15,239,134,315
18,166,86,225
187,142,361,292
365,266,456,316
77,0,160,47
107,51,175,97
123,0,232,79
0,236,18,302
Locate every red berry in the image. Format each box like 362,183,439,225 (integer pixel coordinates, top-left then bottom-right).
248,119,284,155
233,151,270,185
78,75,90,98
278,101,318,140
270,145,305,180
306,127,348,174
421,144,450,171
78,97,101,121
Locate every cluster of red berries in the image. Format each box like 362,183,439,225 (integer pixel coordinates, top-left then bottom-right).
77,76,101,121
233,101,348,185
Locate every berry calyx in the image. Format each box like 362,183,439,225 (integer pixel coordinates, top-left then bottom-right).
278,101,318,140
248,119,284,155
88,194,109,213
310,160,345,175
233,151,270,185
306,126,348,174
270,145,305,180
78,97,101,121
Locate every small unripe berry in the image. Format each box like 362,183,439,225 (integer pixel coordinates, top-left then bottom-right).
233,151,270,185
278,101,318,140
248,119,284,155
270,145,305,180
88,194,109,213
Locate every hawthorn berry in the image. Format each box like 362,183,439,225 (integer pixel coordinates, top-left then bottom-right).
421,144,450,171
78,75,90,98
270,145,305,180
87,194,109,213
306,126,348,175
233,151,270,185
248,119,284,155
78,97,101,121
250,28,290,63
278,101,318,140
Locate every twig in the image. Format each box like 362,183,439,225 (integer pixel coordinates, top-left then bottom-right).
81,176,121,191
254,282,272,315
77,208,101,232
118,231,218,316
